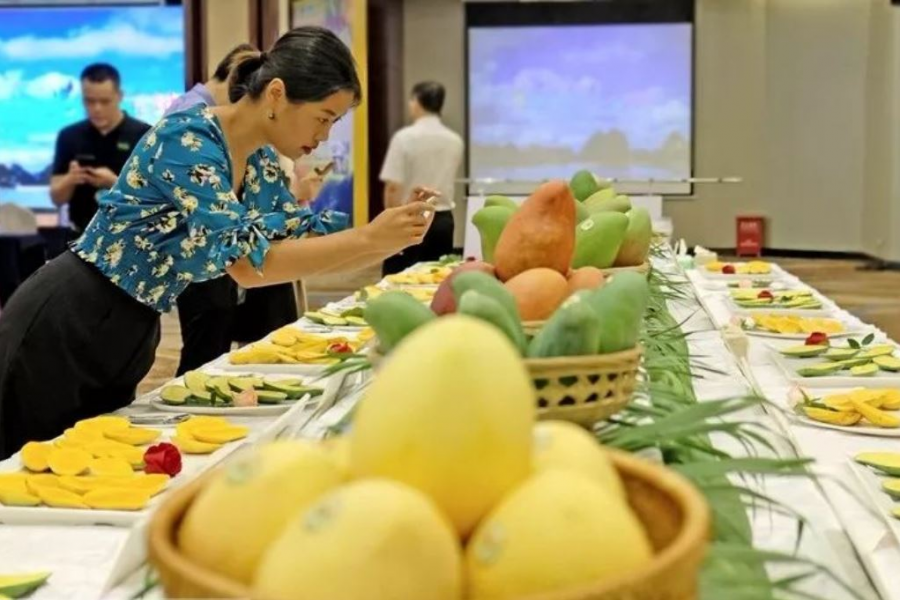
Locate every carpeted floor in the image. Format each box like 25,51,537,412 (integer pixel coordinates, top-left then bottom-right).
137,258,900,394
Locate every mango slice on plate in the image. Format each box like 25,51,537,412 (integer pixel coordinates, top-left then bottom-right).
191,425,249,444
83,488,151,511
0,488,41,507
26,474,60,495
89,457,133,477
36,487,88,509
47,448,92,477
172,436,221,455
20,442,54,473
105,428,161,446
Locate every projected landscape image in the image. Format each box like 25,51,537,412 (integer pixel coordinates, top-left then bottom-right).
0,6,184,209
468,24,692,193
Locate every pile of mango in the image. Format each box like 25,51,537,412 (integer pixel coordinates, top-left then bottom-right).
365,267,648,361
797,388,900,428
230,326,372,366
164,317,653,600
473,171,652,272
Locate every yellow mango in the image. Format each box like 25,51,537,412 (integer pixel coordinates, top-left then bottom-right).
105,428,161,446
270,329,298,347
192,425,249,445
0,487,41,506
58,476,98,495
823,394,856,412
75,416,130,434
26,474,60,494
83,488,151,511
20,442,54,473
850,399,900,428
37,487,88,509
880,389,900,410
172,436,221,454
89,457,133,477
0,477,28,495
63,427,104,445
803,407,862,426
48,448,92,476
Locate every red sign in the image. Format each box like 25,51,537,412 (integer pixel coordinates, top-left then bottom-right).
736,216,765,257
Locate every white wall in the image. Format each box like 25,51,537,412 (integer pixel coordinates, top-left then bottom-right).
403,0,900,260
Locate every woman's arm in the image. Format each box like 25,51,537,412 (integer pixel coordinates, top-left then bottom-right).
227,200,432,288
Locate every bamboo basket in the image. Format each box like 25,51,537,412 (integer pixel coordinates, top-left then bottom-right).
525,347,641,427
148,450,709,600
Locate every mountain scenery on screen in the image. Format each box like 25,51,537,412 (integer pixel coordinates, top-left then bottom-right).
0,6,184,208
468,24,692,184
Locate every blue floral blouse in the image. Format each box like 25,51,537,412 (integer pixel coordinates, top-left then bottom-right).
73,105,347,312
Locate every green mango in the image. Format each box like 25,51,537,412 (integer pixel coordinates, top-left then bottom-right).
571,213,629,269
584,189,631,213
0,572,51,599
458,290,527,353
527,293,601,358
484,195,518,210
364,291,436,353
569,170,600,202
451,271,521,325
585,272,650,354
574,197,591,224
613,207,653,267
472,206,515,262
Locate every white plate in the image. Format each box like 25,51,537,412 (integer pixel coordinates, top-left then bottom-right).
744,327,863,341
726,297,833,317
847,460,900,546
148,398,305,416
770,348,900,388
697,267,778,281
791,413,900,437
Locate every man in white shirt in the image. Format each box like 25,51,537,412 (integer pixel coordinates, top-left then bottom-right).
380,81,463,275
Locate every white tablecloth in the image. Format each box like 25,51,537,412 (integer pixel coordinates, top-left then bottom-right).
0,259,896,599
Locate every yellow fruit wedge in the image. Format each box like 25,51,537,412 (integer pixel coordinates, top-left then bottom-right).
822,394,856,412
855,452,900,475
36,487,88,509
192,425,249,444
88,457,133,477
58,476,97,495
0,478,28,495
881,389,900,410
270,330,298,347
62,427,104,445
47,448,92,476
129,474,170,496
0,488,41,507
802,407,862,426
105,428,161,446
0,473,28,487
75,415,131,434
26,474,60,494
893,507,900,520
847,389,889,408
20,442,53,473
83,488,152,511
849,399,900,428
172,436,221,454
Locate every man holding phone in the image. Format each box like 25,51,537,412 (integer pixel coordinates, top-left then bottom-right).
50,63,151,234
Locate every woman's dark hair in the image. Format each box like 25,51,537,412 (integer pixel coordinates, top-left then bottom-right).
228,26,362,105
213,43,258,83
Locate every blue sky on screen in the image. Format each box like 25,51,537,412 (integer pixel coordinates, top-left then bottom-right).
468,23,691,152
0,5,184,174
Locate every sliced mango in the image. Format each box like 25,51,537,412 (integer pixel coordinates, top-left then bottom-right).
88,457,133,477
47,448,92,476
0,571,51,597
26,474,60,494
171,436,221,455
20,442,53,473
0,473,29,488
36,487,88,509
0,478,28,495
881,389,900,410
105,428,161,446
0,488,41,507
191,425,249,444
802,406,862,426
58,476,97,495
850,398,900,428
62,427,104,445
83,488,151,511
75,415,130,434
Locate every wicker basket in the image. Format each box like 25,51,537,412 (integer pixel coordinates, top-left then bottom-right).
148,450,709,600
602,261,650,275
525,347,641,427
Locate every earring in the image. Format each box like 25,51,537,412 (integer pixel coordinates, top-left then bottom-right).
268,110,276,121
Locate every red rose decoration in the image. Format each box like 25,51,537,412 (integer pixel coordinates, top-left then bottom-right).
757,290,774,300
722,265,736,274
144,442,182,476
805,332,828,346
327,342,353,355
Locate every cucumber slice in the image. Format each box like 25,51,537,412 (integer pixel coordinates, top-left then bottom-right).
796,362,844,377
189,390,214,405
851,363,879,377
160,386,191,405
822,348,859,361
228,377,256,392
874,356,900,372
206,377,234,402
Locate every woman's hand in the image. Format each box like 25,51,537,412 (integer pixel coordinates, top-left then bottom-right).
364,186,440,251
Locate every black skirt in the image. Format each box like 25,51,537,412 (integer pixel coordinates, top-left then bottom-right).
0,251,160,459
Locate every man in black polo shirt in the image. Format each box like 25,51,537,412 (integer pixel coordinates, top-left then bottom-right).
50,63,151,234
